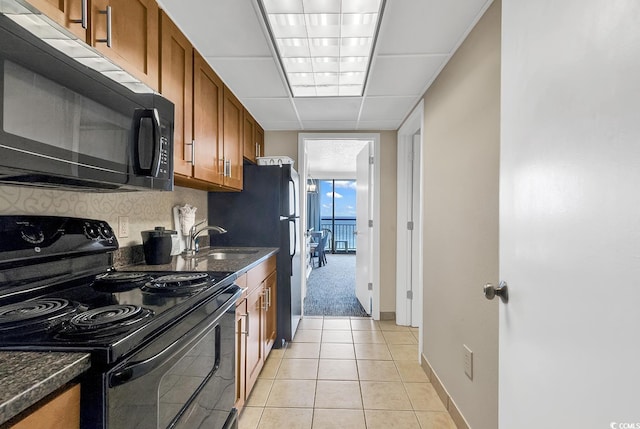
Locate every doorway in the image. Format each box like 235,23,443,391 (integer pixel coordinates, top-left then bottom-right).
298,133,381,319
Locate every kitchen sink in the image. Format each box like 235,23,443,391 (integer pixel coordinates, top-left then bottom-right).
208,250,258,260
183,248,259,260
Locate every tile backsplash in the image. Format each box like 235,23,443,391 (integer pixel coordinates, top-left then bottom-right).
0,185,208,248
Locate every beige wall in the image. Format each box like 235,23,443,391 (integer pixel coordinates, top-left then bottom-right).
421,2,500,428
265,130,397,314
0,185,208,247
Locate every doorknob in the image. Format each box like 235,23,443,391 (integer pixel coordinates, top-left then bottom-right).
484,281,509,303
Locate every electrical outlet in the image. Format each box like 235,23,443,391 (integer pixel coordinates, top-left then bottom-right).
463,344,473,380
118,216,129,238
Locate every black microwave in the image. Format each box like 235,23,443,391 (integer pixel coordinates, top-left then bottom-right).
0,7,174,192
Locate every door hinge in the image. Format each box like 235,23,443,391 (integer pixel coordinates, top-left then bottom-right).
369,156,374,165
367,282,373,291
368,219,373,228
406,290,413,300
407,221,414,230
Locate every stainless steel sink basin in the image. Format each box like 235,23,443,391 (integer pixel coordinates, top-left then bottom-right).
183,248,259,260
205,249,259,260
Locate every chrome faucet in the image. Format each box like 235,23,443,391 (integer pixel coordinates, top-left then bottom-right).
185,220,227,254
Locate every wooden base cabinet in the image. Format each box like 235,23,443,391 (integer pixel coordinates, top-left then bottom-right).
8,384,80,429
235,256,277,411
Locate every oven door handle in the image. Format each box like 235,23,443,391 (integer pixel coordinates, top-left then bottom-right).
109,310,223,387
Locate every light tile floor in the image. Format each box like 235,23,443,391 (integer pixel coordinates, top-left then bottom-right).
239,316,457,429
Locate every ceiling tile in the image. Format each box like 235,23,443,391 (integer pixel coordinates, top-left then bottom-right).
301,120,359,130
205,57,289,98
359,96,417,121
242,98,300,123
260,121,303,130
366,55,447,96
158,0,272,57
376,0,490,55
356,120,401,130
294,97,362,121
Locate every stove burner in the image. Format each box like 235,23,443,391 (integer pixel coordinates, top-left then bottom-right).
58,304,154,340
142,273,211,296
0,298,84,338
93,272,153,292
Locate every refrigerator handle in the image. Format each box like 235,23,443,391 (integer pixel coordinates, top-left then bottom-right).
289,218,297,258
289,176,297,218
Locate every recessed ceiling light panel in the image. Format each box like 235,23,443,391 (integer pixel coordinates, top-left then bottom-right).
259,0,385,97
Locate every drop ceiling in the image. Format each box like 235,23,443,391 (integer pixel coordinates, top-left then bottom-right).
156,0,493,131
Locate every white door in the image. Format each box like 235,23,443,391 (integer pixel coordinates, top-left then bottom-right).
499,1,640,427
409,134,421,326
355,144,372,314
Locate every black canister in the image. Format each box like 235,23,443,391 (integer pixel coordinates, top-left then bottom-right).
141,227,176,265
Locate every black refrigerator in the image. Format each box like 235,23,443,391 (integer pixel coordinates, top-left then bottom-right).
208,163,301,347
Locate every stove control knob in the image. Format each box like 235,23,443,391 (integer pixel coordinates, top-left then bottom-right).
21,225,45,244
83,222,100,239
98,222,114,240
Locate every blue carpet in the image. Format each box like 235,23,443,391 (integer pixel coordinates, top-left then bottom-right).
303,253,369,317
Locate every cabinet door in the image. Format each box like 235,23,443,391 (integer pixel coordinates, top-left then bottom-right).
264,271,277,354
160,12,193,178
242,108,256,164
193,53,224,185
25,0,87,39
222,87,243,190
90,0,159,90
9,384,80,429
235,299,247,410
245,285,264,396
255,123,264,159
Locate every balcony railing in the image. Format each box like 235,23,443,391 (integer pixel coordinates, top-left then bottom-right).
320,217,356,253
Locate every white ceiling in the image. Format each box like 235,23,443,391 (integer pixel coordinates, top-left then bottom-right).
306,139,369,179
156,0,493,131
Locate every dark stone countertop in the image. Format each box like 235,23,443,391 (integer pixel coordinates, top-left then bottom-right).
122,246,279,276
0,352,91,425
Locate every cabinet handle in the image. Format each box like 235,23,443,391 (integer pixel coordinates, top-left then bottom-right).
70,0,88,28
245,311,250,337
185,140,195,165
227,159,231,177
96,5,112,48
255,142,259,158
239,313,248,335
266,288,271,308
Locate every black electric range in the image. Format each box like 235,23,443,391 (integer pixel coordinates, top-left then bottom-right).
0,215,240,429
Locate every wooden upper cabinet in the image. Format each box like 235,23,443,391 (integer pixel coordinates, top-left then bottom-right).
255,123,264,159
243,109,265,164
90,0,159,90
223,87,243,189
242,108,256,164
193,53,224,186
160,11,193,178
25,0,88,39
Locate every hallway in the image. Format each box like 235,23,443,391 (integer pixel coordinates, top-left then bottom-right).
238,316,456,429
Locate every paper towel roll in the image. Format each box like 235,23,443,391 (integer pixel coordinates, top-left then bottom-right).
178,204,197,236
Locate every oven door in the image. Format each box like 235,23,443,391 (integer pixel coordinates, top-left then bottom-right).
105,294,237,429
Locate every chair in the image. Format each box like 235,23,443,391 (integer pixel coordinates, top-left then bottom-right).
311,229,331,267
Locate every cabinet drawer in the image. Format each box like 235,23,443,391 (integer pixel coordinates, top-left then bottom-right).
247,255,276,290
